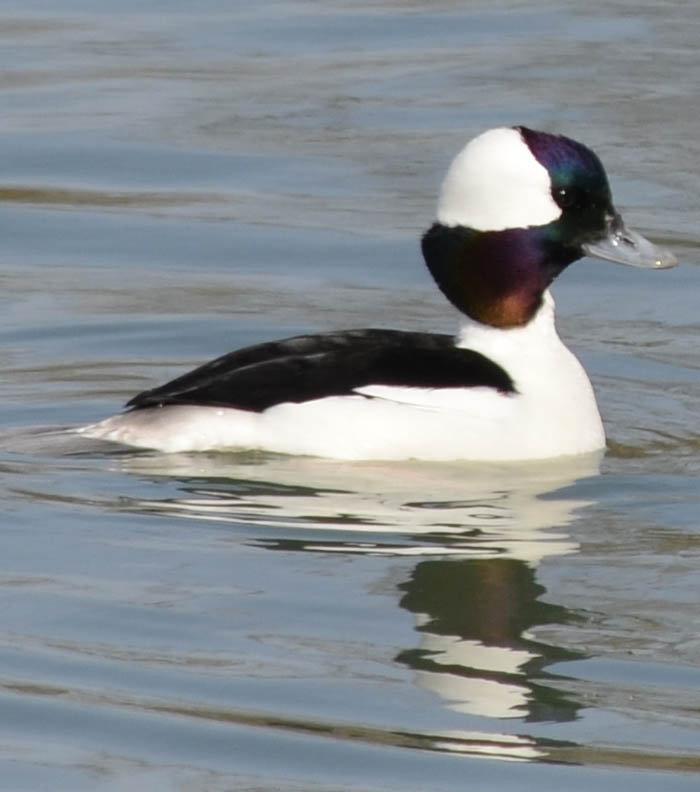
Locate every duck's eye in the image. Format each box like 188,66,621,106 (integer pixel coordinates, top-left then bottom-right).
555,186,583,210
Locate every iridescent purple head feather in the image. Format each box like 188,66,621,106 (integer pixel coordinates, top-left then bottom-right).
517,126,613,208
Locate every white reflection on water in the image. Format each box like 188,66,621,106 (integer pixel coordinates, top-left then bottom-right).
415,632,539,719
109,448,600,564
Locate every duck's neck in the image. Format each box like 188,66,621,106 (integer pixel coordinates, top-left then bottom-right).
421,222,578,329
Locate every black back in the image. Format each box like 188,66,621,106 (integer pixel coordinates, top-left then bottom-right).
126,329,515,413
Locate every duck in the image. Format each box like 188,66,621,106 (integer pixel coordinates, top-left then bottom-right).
79,126,676,460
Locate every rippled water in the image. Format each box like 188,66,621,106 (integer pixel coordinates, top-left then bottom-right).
1,2,700,790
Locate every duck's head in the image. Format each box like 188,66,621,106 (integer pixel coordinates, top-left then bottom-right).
422,126,676,328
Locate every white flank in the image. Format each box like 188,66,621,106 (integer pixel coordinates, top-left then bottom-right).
436,127,561,231
79,295,605,461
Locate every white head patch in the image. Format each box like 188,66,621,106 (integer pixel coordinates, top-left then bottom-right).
436,127,562,231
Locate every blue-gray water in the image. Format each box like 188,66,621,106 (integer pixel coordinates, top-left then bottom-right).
1,2,700,790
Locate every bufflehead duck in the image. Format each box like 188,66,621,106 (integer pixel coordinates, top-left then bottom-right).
80,126,676,460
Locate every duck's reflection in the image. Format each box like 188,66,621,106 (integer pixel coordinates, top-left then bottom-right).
397,557,580,721
57,442,600,757
102,449,598,728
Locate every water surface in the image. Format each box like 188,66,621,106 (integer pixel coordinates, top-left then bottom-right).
1,2,700,790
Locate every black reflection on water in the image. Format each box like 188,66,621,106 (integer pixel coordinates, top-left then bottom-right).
396,557,584,723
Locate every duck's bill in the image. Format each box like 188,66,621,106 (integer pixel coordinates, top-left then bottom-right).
582,216,677,269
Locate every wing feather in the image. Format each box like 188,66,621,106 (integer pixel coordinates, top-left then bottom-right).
126,329,515,412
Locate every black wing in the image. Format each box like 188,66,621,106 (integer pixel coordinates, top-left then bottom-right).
126,328,515,413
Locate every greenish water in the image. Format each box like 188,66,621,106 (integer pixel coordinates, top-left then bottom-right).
1,2,699,790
